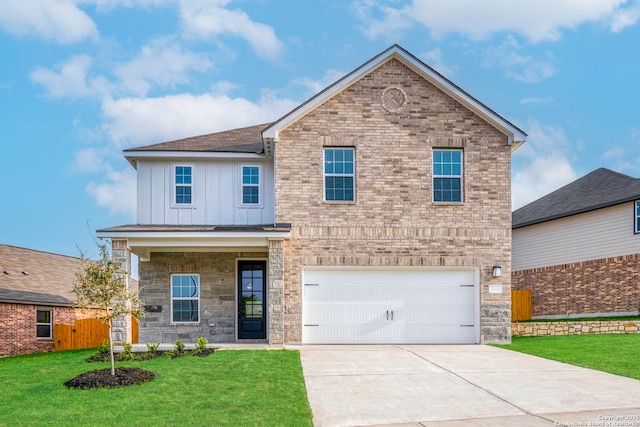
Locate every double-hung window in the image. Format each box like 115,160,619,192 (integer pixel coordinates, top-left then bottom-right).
175,165,192,205
242,166,260,205
433,149,463,202
171,274,199,323
36,308,52,339
324,148,355,201
635,201,640,233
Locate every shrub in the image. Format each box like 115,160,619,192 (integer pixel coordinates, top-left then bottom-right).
166,340,186,359
193,337,208,354
146,342,159,354
117,342,135,361
97,339,110,354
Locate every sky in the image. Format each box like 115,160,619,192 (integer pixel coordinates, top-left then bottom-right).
2,0,640,267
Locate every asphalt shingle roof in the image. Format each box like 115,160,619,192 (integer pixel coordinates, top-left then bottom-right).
124,123,272,153
0,245,83,305
512,168,640,229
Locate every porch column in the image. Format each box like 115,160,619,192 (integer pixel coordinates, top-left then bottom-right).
268,239,285,344
111,239,133,344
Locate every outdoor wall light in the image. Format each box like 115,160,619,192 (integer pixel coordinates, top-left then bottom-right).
492,266,502,278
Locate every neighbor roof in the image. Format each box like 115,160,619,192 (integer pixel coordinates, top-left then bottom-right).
512,168,640,229
0,245,83,306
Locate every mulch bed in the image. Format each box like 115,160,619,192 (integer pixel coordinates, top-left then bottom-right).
71,348,215,389
64,367,155,389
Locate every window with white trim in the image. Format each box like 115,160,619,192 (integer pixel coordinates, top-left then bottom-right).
635,201,640,233
324,148,355,201
242,165,260,205
174,165,192,205
171,274,199,323
36,308,52,339
433,149,463,202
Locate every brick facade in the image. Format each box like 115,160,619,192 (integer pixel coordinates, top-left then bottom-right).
0,303,79,357
275,59,513,343
512,254,640,317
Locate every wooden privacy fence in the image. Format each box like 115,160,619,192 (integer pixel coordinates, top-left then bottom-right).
54,318,109,351
512,290,532,321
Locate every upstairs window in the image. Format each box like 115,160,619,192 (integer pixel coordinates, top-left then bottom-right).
175,165,192,204
636,201,640,233
171,274,199,323
242,166,260,205
433,149,463,202
36,308,52,339
324,148,355,201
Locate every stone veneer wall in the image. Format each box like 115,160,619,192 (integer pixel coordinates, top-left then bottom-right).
0,303,85,357
138,251,267,343
274,59,513,344
512,254,640,317
512,320,640,337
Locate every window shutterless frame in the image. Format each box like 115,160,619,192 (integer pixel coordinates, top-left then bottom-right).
173,164,193,206
241,165,261,206
635,201,640,234
170,274,200,323
36,308,52,339
432,149,463,202
323,147,355,202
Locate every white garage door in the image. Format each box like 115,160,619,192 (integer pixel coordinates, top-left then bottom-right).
302,268,479,344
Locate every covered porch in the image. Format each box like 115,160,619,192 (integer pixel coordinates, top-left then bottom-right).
96,224,290,345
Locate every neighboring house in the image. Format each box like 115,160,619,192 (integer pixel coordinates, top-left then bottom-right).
512,168,640,318
97,44,526,345
0,245,83,357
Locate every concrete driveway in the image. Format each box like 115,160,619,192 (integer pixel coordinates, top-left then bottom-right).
295,345,640,427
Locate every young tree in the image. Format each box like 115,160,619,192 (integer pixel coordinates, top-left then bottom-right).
74,240,144,375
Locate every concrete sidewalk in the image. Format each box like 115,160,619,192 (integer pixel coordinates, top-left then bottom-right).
295,345,640,427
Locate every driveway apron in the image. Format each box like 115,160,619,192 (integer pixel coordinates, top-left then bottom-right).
295,344,640,427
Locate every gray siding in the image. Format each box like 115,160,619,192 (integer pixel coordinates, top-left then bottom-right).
513,202,640,271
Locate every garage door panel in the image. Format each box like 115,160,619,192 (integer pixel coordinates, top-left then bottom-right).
303,268,479,344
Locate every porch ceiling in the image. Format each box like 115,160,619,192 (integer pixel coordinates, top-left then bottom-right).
96,224,290,261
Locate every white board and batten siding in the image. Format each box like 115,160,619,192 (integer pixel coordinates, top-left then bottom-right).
136,159,275,226
513,202,640,271
302,268,480,344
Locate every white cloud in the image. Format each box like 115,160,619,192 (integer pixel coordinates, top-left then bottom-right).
610,1,640,31
357,0,636,42
179,0,284,59
29,55,109,98
352,0,413,40
602,127,640,173
484,37,557,83
410,0,628,42
71,148,111,174
0,0,98,44
86,167,137,216
101,92,298,148
291,69,346,96
420,48,455,77
512,120,578,209
520,97,553,105
114,38,213,97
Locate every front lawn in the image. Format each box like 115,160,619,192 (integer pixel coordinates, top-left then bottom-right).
0,349,312,427
493,334,640,380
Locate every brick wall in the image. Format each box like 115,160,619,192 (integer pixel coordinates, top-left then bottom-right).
512,254,640,317
0,303,79,357
275,59,514,343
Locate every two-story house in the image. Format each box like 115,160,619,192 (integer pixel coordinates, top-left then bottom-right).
98,45,526,345
512,168,640,318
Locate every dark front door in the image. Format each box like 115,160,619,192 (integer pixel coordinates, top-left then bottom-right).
238,260,267,339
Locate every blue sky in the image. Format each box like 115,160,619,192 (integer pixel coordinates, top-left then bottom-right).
2,0,640,265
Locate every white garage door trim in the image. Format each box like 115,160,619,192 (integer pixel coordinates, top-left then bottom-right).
302,267,480,344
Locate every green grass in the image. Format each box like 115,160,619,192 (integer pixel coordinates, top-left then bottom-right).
0,349,312,427
493,334,640,380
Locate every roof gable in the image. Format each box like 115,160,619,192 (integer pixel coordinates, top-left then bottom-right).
262,44,527,150
512,168,640,228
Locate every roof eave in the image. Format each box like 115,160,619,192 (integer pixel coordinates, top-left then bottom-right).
262,44,527,147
